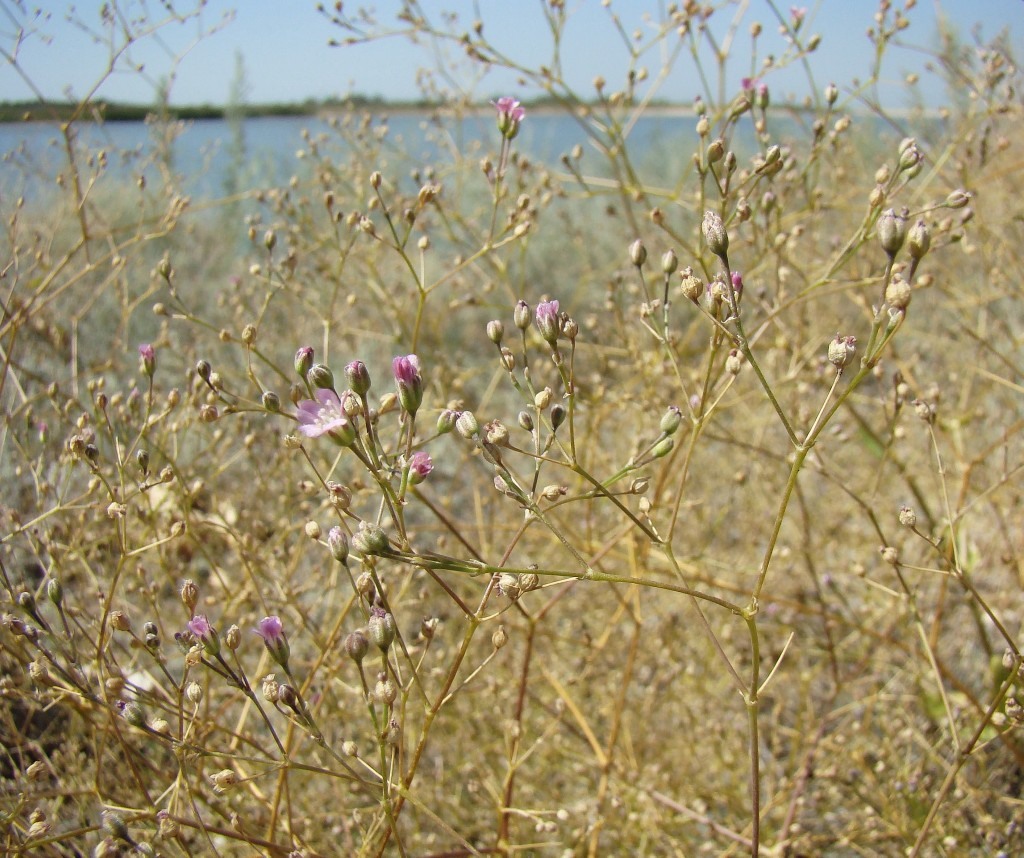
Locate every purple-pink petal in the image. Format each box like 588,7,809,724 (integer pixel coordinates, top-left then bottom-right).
296,388,348,438
188,614,212,639
256,615,284,644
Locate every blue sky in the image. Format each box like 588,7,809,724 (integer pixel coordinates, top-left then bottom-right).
1,1,1021,108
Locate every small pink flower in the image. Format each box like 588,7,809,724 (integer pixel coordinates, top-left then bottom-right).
535,299,560,344
188,614,219,654
790,6,807,26
256,615,284,645
731,271,744,296
408,451,433,485
493,96,525,139
741,77,758,92
188,614,212,639
255,615,290,668
493,96,525,123
296,389,350,439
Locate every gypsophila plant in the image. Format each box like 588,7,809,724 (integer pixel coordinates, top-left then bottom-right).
2,1,1023,856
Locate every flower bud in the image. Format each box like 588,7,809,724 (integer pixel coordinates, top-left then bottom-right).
392,354,423,416
456,410,480,439
907,220,930,260
535,300,560,345
368,609,397,652
518,411,534,432
550,404,566,431
328,526,349,563
180,579,198,611
629,239,647,267
110,610,131,632
486,320,504,344
660,405,682,435
652,436,674,458
294,347,314,379
345,360,371,396
47,578,63,607
375,676,398,705
897,139,921,172
344,630,369,664
701,211,729,258
138,344,155,378
262,391,281,412
437,408,458,434
307,363,336,391
513,299,531,330
825,83,838,105
352,522,389,556
660,249,678,275
944,189,971,209
725,350,742,375
706,138,725,163
877,208,907,257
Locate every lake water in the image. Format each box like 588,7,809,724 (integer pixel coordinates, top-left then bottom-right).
0,110,751,203
0,108,916,206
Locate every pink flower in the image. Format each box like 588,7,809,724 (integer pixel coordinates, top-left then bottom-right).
408,451,433,485
493,97,525,139
295,389,351,440
256,615,284,644
731,271,744,296
493,96,525,123
535,299,560,344
188,614,219,655
255,615,290,668
188,614,212,639
790,6,807,26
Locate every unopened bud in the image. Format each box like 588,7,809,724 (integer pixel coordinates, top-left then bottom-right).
629,239,647,267
368,610,397,652
661,249,678,275
456,410,480,439
513,300,531,330
701,211,729,257
660,405,683,435
180,579,198,611
877,208,907,257
945,189,971,209
486,320,504,344
907,220,930,260
328,526,349,563
344,630,369,664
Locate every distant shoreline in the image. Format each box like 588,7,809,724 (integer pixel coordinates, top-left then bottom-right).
0,98,943,124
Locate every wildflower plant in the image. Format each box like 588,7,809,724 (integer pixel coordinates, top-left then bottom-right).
1,2,1023,857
